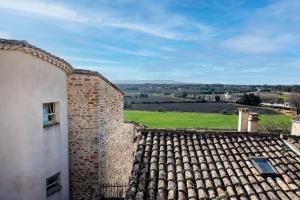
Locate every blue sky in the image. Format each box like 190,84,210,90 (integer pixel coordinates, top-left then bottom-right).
0,0,300,84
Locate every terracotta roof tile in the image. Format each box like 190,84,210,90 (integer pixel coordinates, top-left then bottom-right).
127,129,300,199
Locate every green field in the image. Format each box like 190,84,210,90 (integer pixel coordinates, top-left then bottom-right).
124,110,291,129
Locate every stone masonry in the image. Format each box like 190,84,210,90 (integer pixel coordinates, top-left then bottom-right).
68,69,137,200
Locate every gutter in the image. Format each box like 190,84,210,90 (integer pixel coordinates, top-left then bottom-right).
282,139,300,157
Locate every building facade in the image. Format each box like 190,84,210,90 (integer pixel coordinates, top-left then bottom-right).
68,69,137,199
0,39,137,200
0,40,72,200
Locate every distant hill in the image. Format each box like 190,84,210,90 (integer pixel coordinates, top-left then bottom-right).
114,80,183,84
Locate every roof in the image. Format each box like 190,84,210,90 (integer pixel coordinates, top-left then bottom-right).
127,129,300,200
0,38,73,75
73,69,124,95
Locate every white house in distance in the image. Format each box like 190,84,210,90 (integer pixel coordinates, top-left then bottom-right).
0,39,72,200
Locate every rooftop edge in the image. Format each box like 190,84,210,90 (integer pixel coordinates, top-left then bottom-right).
73,69,124,95
0,38,73,75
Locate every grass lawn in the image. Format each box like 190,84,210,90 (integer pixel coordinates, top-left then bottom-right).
124,110,291,129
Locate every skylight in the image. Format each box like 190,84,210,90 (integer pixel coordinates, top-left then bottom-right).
251,157,277,175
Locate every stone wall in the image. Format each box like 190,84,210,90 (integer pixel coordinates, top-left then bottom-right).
68,70,137,200
99,123,137,183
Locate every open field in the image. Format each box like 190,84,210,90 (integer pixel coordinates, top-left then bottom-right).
127,102,280,114
125,95,186,103
253,91,290,102
124,110,291,129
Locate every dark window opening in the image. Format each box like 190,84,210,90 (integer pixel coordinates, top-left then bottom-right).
43,102,58,126
46,172,61,197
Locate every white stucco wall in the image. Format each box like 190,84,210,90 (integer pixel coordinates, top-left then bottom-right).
292,121,300,136
0,51,69,200
238,109,249,132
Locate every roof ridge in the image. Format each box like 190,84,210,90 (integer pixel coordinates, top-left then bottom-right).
0,38,73,75
73,68,124,95
138,128,285,138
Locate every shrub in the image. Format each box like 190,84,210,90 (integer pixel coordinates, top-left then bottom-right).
220,109,228,115
158,107,165,112
259,118,291,134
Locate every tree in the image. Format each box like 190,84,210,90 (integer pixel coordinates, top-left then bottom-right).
124,99,132,108
239,93,261,106
178,91,188,98
139,93,148,98
290,93,300,115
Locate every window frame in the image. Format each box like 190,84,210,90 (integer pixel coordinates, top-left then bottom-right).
43,102,59,127
46,172,62,197
250,156,278,175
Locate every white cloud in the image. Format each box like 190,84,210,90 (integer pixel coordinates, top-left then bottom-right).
93,8,213,41
256,0,300,17
239,67,273,73
0,0,88,22
102,44,157,57
160,46,176,52
284,59,300,69
0,32,11,39
81,65,143,80
220,0,300,54
99,20,213,41
221,34,295,53
106,21,180,40
0,0,213,40
63,56,121,64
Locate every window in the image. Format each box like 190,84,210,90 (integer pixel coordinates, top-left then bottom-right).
251,157,277,175
46,173,61,197
43,103,58,126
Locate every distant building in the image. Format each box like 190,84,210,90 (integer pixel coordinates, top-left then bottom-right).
224,92,233,101
260,102,291,109
257,87,271,92
223,92,242,103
